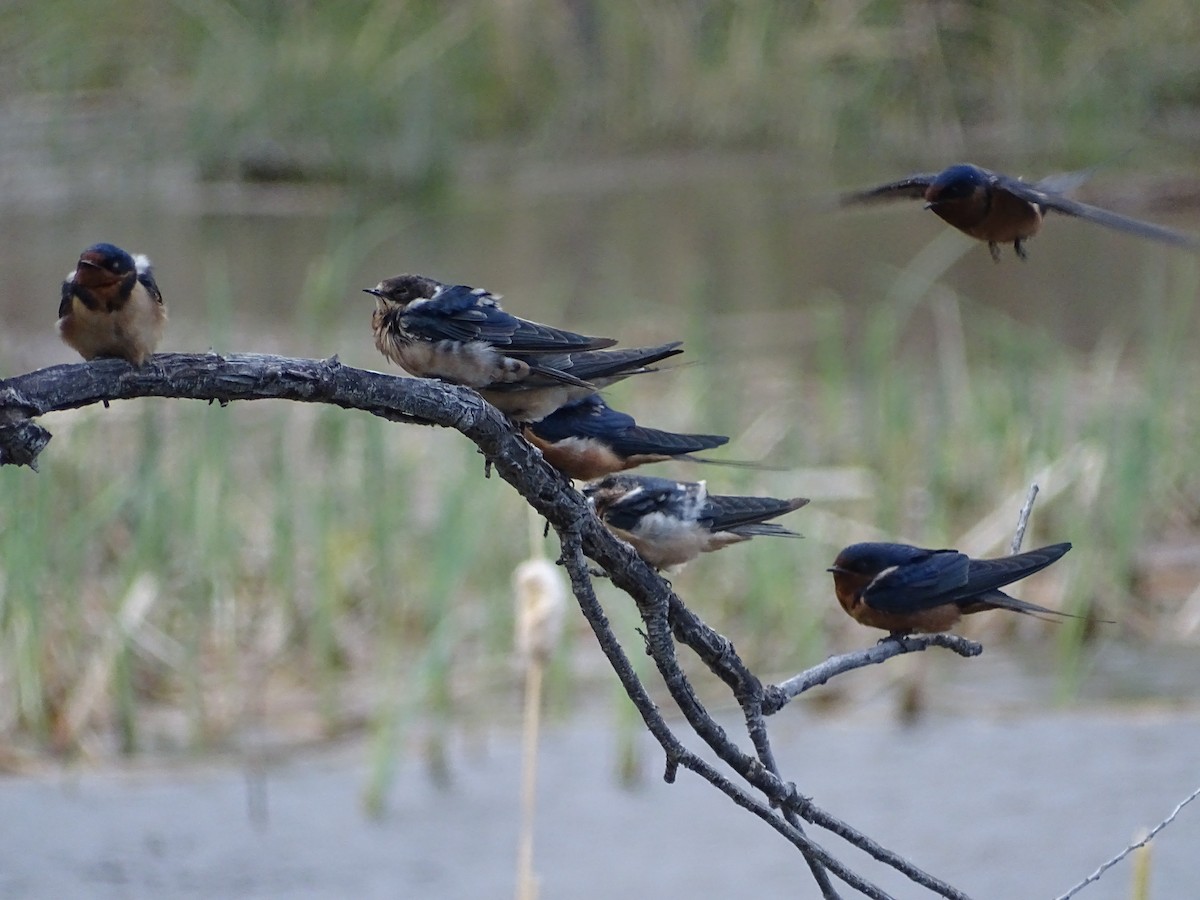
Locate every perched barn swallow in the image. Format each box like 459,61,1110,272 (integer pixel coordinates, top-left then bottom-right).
828,541,1075,636
365,273,617,390
841,163,1200,260
58,243,166,365
525,393,730,480
479,342,684,422
584,473,808,569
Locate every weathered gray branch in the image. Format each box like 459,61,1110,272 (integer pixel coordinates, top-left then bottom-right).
763,634,983,715
0,352,977,899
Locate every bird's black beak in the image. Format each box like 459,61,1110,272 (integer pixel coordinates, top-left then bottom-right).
363,288,383,298
826,565,845,574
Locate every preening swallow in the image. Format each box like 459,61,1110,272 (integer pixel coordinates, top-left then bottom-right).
526,393,730,480
828,541,1077,636
480,342,684,423
841,163,1200,260
365,273,616,389
58,243,166,365
584,473,808,570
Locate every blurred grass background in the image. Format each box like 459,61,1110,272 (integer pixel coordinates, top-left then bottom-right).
1,0,1200,786
3,0,1199,187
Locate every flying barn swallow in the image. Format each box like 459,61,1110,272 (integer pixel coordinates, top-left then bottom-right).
480,342,683,423
828,541,1076,636
58,243,166,365
364,273,616,390
841,163,1200,260
525,393,730,480
584,473,808,570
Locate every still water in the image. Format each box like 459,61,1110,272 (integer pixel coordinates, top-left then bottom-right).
3,160,1198,377
2,704,1197,899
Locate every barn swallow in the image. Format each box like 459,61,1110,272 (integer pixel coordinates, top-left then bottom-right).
828,541,1076,636
364,273,617,389
58,243,166,365
525,393,730,480
479,342,684,422
841,163,1200,260
583,473,808,569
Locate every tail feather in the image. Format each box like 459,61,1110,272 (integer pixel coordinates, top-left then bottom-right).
964,589,1114,624
729,522,804,539
706,495,809,532
564,342,685,382
524,362,597,390
678,455,785,471
958,542,1072,600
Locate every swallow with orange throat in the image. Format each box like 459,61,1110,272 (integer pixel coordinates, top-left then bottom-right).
59,243,166,365
827,541,1082,637
584,473,807,570
841,163,1200,260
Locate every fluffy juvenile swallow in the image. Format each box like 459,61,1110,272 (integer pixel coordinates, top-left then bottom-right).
584,473,808,569
58,243,166,365
525,393,730,480
841,163,1200,260
365,274,617,389
479,342,684,423
828,541,1075,636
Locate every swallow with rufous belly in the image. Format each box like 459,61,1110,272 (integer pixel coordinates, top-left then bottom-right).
841,163,1200,260
827,541,1091,636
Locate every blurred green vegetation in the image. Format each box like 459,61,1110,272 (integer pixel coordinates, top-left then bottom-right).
3,1,1199,185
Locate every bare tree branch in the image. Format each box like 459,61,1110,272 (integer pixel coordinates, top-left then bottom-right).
762,635,983,715
0,352,977,899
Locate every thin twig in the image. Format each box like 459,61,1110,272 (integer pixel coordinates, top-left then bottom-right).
1054,785,1200,900
1010,483,1039,555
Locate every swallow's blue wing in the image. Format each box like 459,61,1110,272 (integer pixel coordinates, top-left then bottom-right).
996,175,1200,249
594,477,683,532
530,396,636,441
840,174,939,205
58,279,74,318
608,426,729,458
402,286,616,352
133,255,165,306
860,549,971,612
532,396,729,457
955,543,1073,600
863,543,1072,612
550,343,684,382
701,494,807,533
